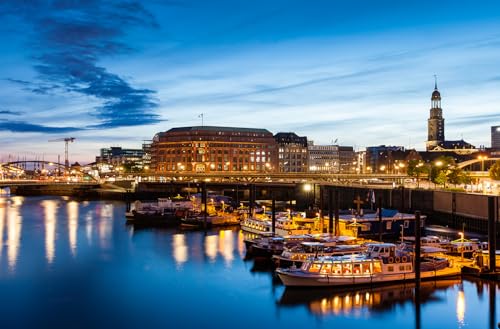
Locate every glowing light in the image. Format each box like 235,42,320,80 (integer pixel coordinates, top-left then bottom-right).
204,234,217,262
220,230,234,266
42,200,58,265
456,290,466,326
7,202,22,272
303,184,312,192
67,201,78,257
172,234,188,267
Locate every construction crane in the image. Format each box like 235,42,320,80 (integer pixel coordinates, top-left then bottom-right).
48,137,76,169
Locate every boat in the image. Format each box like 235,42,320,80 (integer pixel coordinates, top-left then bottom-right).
338,209,426,239
247,234,314,258
180,211,240,229
125,197,194,226
273,241,366,268
126,208,180,227
276,242,461,287
441,238,481,258
240,216,274,236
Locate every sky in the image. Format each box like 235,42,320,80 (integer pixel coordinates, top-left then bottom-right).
1,0,500,164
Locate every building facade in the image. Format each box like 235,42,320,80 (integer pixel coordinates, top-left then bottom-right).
274,132,308,172
492,125,500,150
365,145,406,173
308,143,356,173
151,126,278,173
96,146,145,172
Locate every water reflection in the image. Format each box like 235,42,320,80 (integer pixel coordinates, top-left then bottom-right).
0,197,23,272
42,199,58,264
97,203,113,248
170,229,243,268
204,234,217,262
278,279,462,316
67,201,78,257
172,234,188,267
456,286,466,327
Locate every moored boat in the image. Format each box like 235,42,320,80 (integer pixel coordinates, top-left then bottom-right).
276,242,461,287
273,240,366,268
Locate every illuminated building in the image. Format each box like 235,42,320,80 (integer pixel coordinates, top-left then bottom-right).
151,126,278,173
492,125,500,150
274,132,308,172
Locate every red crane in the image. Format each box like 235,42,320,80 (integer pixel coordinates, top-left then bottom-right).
48,137,76,169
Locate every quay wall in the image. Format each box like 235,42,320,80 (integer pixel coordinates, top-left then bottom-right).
9,181,499,236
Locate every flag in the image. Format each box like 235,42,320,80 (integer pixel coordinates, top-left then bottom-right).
371,189,376,204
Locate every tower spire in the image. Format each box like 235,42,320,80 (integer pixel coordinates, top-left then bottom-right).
434,74,438,90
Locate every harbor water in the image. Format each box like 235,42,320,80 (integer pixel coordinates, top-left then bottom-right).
0,196,498,329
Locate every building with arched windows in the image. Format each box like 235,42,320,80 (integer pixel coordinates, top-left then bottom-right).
151,126,278,173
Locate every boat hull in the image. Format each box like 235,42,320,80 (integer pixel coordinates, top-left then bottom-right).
276,266,461,287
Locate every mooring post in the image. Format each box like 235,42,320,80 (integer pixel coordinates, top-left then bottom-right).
401,186,405,213
488,196,497,272
319,185,324,233
249,184,255,218
334,189,340,236
415,211,421,284
328,188,333,234
202,182,207,230
378,196,383,242
272,194,276,236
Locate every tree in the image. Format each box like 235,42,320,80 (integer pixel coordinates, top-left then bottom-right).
431,156,455,186
434,171,448,188
407,160,429,188
447,167,465,187
489,160,500,181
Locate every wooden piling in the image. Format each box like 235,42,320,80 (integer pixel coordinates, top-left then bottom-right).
415,211,421,284
202,182,207,230
378,196,383,242
328,188,333,234
272,195,276,236
488,196,497,272
334,189,340,236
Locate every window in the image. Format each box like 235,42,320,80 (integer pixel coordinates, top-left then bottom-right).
309,263,321,273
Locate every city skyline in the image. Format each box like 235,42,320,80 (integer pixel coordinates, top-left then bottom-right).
1,1,500,163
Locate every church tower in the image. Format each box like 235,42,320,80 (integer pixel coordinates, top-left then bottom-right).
426,77,445,150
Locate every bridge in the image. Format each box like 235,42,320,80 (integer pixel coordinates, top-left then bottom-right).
456,157,499,170
0,160,97,182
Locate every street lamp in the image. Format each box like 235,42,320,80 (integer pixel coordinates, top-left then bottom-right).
458,232,465,261
478,155,488,171
380,165,386,173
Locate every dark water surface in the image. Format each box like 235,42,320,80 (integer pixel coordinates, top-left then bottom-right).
0,196,498,329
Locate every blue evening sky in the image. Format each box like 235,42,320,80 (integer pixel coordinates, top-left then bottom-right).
1,0,500,163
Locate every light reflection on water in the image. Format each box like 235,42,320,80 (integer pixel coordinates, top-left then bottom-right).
42,199,58,264
0,196,497,329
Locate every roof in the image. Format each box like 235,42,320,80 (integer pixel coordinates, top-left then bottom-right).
167,126,271,134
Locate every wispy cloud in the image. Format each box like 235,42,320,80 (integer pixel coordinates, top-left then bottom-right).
0,110,22,116
0,121,84,133
1,1,162,130
448,113,500,126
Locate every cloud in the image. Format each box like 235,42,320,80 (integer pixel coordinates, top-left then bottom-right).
0,110,22,116
448,113,500,126
2,1,162,130
0,120,84,133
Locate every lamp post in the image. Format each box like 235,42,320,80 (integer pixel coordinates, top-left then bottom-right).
478,155,488,172
458,231,464,261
